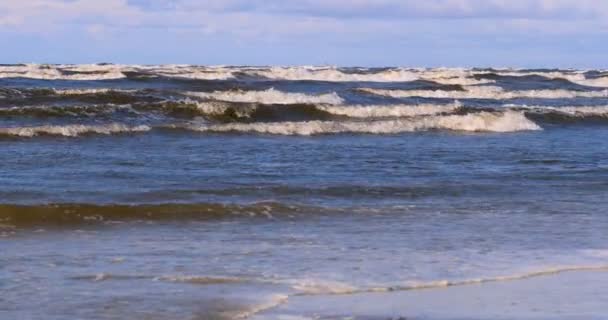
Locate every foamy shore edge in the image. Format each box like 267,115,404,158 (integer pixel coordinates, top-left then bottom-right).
254,269,608,320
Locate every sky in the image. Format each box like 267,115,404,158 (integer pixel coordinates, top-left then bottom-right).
0,0,607,67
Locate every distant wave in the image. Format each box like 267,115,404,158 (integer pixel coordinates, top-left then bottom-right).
181,111,541,135
247,66,489,84
0,64,127,80
249,66,417,82
0,65,489,85
477,70,608,88
359,86,608,100
2,65,607,89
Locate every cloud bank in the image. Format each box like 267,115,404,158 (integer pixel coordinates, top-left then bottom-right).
0,0,606,67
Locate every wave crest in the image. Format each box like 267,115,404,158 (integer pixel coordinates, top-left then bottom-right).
318,102,462,118
186,88,344,105
183,111,540,135
0,123,150,137
359,86,608,100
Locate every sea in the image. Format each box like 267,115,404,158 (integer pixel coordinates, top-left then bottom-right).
1,64,608,319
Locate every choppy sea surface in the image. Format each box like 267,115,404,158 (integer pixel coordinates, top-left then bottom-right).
1,64,608,319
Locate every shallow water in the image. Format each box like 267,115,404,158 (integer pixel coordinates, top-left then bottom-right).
1,65,608,319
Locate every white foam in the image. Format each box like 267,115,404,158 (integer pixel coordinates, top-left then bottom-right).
247,66,498,85
319,101,462,118
178,100,255,117
289,279,361,295
154,66,235,80
155,275,244,284
51,88,137,95
417,68,495,85
0,64,127,80
249,66,419,82
186,88,344,105
0,123,150,137
182,111,541,135
360,86,608,100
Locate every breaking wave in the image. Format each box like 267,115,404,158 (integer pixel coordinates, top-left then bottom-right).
359,86,608,100
249,66,419,82
182,111,541,135
186,88,344,105
2,65,606,89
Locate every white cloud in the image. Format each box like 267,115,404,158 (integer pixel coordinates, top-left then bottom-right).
0,0,606,40
142,0,608,19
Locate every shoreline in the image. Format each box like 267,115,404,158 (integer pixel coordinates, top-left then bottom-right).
255,269,608,320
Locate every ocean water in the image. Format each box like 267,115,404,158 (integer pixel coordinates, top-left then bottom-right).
1,64,608,319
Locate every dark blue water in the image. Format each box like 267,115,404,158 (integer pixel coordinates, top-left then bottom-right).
1,65,608,319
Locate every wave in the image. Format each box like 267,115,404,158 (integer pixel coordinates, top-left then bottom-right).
359,86,608,100
182,111,541,135
186,88,344,105
182,101,608,123
4,103,606,134
0,65,492,85
0,88,159,107
289,265,608,296
318,102,462,118
0,104,138,117
0,202,309,227
0,123,150,137
50,88,138,96
3,65,606,88
151,66,235,80
417,68,495,85
164,100,461,122
476,70,608,88
237,66,494,85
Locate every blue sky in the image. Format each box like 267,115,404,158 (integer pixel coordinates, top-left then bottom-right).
1,0,606,67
